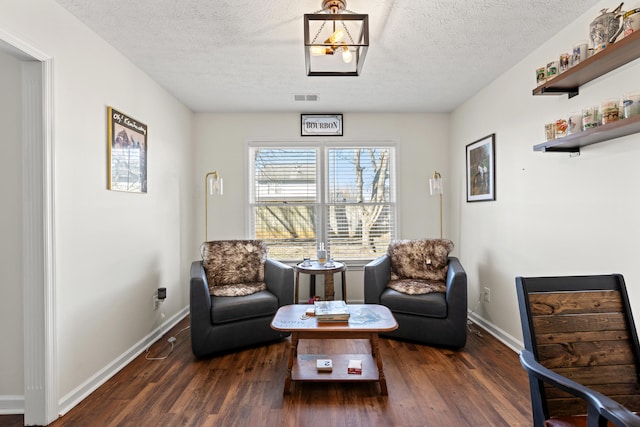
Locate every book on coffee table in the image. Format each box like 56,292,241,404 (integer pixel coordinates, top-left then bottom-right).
314,300,350,322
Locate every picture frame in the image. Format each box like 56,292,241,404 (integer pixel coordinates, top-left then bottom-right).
301,114,343,136
466,133,496,202
107,107,148,193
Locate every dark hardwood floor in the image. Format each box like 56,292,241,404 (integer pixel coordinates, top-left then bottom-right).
1,317,532,426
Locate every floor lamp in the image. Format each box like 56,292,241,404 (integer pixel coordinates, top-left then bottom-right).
429,171,443,239
205,171,223,241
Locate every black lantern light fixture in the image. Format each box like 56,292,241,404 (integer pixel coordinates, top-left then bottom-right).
304,0,369,76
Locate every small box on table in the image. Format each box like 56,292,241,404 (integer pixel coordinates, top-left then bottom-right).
348,359,362,374
316,359,333,372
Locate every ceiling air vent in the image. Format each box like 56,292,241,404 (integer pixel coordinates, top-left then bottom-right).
293,94,319,102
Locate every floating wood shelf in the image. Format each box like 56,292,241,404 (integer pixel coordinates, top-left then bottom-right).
533,114,640,153
533,30,640,153
532,30,640,98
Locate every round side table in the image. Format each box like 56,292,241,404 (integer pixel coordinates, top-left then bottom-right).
294,261,347,303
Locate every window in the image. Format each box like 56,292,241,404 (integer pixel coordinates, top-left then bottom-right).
249,143,396,264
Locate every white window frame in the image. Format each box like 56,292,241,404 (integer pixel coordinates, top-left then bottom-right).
248,140,397,266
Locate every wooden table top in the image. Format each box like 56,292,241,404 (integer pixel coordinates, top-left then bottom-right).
271,304,398,333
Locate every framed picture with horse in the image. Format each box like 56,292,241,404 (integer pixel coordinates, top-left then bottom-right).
466,133,495,202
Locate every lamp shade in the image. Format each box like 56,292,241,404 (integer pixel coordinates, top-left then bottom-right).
429,172,443,195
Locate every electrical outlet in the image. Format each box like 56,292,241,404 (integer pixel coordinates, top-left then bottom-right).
483,287,491,303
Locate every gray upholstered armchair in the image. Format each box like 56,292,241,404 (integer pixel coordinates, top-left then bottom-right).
189,240,294,357
364,239,467,348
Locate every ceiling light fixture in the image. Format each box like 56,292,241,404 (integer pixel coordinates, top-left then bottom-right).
304,0,369,76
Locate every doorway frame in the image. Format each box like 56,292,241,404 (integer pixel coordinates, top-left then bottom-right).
0,28,58,426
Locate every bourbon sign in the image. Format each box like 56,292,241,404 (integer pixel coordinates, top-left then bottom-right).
301,114,343,136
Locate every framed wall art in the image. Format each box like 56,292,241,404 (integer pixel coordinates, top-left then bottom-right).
466,133,495,202
107,107,148,193
301,114,343,136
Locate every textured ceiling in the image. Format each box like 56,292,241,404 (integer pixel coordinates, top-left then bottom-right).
53,0,602,113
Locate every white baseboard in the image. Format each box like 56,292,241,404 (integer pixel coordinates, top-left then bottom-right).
0,395,24,415
57,306,189,417
468,311,523,354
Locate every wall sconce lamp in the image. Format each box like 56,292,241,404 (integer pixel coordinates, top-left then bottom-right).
205,171,223,241
429,171,443,239
304,0,369,76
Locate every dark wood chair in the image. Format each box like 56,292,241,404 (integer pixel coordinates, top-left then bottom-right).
516,274,640,427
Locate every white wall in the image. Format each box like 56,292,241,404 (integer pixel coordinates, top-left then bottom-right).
450,0,640,347
0,0,195,414
0,51,24,398
194,113,451,302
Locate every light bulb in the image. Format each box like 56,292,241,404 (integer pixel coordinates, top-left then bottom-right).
310,46,327,56
327,29,345,44
342,46,352,63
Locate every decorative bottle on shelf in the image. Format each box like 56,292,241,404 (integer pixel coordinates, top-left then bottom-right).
317,242,327,263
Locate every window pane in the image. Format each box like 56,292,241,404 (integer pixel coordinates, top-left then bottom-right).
253,148,317,202
326,147,393,261
327,203,392,260
251,147,319,261
328,148,391,203
253,204,317,260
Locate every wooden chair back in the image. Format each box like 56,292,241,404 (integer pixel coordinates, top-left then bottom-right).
516,275,640,423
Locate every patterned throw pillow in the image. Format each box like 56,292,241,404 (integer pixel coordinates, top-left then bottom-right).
201,240,267,297
386,239,454,295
